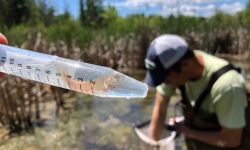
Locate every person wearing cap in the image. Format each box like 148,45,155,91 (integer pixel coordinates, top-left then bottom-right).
0,32,8,77
145,34,250,149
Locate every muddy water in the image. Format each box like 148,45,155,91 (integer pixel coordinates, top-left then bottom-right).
0,59,249,150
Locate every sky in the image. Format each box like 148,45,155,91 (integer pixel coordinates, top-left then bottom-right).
46,0,248,18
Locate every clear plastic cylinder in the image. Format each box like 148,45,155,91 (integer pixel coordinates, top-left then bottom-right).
0,44,148,98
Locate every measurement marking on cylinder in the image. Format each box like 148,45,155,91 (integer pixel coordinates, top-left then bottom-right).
19,69,23,77
68,81,70,89
80,84,84,92
37,74,41,82
28,72,32,79
73,83,76,90
57,79,61,87
47,76,51,84
2,66,7,72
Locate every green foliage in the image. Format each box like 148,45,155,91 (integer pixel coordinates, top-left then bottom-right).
44,20,94,48
45,20,79,46
80,0,104,26
36,0,56,26
8,25,31,46
0,0,37,27
1,0,250,52
101,6,119,26
239,0,250,28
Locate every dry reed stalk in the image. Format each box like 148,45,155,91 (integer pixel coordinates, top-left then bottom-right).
1,29,250,137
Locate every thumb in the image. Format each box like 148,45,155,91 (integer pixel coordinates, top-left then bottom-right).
0,33,8,45
0,32,7,77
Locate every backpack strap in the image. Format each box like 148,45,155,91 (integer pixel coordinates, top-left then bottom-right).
179,85,191,106
179,64,241,112
194,64,240,112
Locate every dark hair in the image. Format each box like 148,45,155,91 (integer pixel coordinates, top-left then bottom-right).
166,49,194,73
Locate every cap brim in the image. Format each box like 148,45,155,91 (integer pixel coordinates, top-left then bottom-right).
145,69,166,87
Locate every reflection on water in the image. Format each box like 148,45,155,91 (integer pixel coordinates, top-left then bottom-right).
1,59,250,150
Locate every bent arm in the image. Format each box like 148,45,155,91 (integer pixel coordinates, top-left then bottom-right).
149,91,170,141
183,126,243,148
184,74,247,148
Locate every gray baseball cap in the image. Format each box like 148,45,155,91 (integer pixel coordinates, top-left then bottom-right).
144,34,188,87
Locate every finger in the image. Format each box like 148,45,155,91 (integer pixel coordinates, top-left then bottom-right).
169,117,176,125
0,32,8,45
0,32,7,77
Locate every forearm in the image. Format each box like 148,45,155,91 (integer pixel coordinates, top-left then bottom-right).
149,92,169,141
185,127,243,148
149,106,167,140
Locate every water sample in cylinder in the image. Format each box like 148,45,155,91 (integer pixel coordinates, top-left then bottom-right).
0,44,148,98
